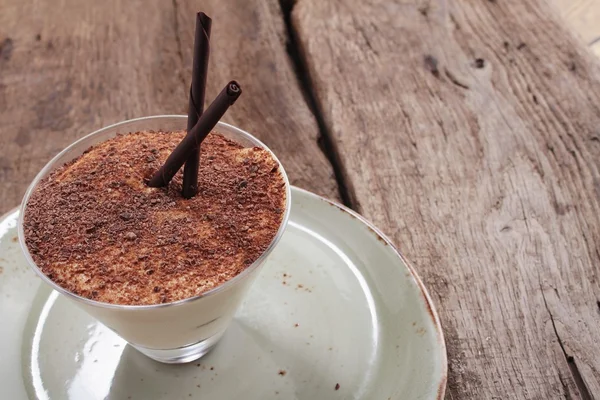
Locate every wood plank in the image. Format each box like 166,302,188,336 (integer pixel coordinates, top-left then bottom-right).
0,0,184,213
174,0,338,201
292,0,600,398
0,0,338,214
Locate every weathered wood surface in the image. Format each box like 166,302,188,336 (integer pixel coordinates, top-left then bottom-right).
2,0,600,398
0,0,337,214
292,0,600,398
174,0,338,200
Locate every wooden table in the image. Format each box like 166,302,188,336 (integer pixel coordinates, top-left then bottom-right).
1,0,599,398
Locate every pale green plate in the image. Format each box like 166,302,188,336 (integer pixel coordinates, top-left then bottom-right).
0,187,446,399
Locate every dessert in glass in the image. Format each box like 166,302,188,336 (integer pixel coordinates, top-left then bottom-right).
18,115,291,364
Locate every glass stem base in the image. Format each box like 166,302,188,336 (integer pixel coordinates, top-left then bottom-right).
132,332,225,364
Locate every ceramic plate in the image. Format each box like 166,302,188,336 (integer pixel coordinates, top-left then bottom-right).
0,187,446,399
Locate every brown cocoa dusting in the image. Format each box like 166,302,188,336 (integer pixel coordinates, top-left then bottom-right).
335,383,340,390
278,370,286,376
23,131,285,305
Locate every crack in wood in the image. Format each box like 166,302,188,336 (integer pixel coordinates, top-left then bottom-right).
558,369,575,400
449,13,461,32
0,37,14,62
278,0,355,208
444,68,469,90
540,281,594,400
425,57,470,90
424,54,440,78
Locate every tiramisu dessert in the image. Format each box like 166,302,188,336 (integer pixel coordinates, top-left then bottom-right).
22,130,286,306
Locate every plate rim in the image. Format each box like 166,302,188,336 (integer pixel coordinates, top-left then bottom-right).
2,185,447,399
292,186,448,399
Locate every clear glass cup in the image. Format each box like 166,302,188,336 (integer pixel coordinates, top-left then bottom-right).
17,115,291,364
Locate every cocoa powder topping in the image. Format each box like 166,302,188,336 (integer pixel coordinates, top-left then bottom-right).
23,130,286,305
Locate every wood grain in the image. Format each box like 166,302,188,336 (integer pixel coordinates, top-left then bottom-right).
174,0,338,201
0,0,184,213
292,0,600,398
0,0,337,214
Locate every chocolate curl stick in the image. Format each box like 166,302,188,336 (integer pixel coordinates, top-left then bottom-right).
182,12,212,199
148,81,242,188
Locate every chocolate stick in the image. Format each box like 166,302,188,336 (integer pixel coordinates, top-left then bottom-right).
148,81,242,188
182,12,212,199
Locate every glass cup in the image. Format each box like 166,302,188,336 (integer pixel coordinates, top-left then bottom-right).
18,115,291,364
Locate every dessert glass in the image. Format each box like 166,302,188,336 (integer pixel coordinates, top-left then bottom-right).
17,115,291,364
